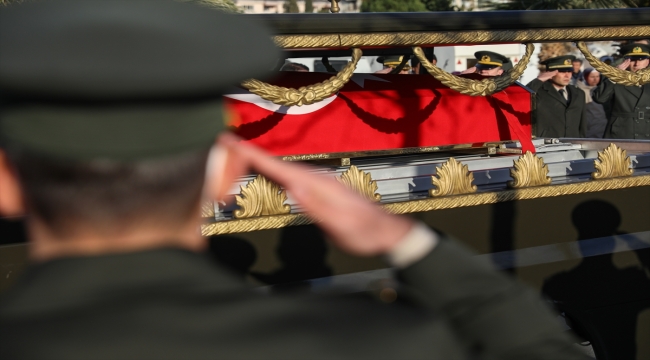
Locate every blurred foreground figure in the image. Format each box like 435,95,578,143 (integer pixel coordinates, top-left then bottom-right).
593,43,650,140
0,1,586,359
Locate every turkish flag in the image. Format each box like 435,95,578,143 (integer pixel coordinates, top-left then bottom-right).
224,72,534,156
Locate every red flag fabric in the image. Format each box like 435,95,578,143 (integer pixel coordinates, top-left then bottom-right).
225,72,534,156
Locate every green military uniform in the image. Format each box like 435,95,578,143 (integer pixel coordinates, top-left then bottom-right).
592,44,650,139
1,238,585,360
526,56,587,138
0,1,585,359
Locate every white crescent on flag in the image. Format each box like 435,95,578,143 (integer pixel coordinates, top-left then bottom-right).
223,74,390,115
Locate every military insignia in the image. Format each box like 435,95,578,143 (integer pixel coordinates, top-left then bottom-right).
633,47,642,54
481,55,491,62
564,59,571,65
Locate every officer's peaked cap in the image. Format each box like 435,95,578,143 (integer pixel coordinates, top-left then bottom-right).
0,0,279,160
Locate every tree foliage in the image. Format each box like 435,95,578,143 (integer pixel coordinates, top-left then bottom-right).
284,0,300,13
421,0,455,11
361,0,428,12
182,0,240,12
484,0,644,10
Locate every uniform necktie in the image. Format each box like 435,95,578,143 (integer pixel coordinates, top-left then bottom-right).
558,88,568,103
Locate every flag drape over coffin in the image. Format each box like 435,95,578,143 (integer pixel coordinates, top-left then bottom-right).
224,72,534,155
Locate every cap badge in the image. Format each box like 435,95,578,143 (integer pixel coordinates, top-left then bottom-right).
481,55,491,62
564,59,571,65
633,47,643,54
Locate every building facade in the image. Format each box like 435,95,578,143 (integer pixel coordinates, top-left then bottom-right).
234,0,360,13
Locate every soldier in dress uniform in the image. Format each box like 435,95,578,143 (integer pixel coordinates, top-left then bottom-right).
375,55,412,74
462,51,510,76
593,43,650,139
526,55,587,138
411,47,437,75
0,1,587,359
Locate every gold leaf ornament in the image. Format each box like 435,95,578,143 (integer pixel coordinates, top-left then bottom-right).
576,41,650,87
508,151,552,188
337,165,381,202
240,48,362,107
592,143,634,180
430,158,477,197
203,175,650,235
234,175,291,219
201,200,215,218
413,43,534,96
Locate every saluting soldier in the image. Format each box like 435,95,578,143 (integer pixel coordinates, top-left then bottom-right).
0,1,586,359
593,43,650,139
375,55,412,74
462,51,510,76
526,55,587,138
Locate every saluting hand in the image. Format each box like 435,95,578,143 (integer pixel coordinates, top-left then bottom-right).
214,133,413,257
616,59,631,70
373,67,393,74
460,66,476,75
536,70,558,82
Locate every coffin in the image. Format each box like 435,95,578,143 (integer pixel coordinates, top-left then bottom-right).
226,72,534,157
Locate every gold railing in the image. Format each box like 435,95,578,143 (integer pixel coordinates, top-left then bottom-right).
202,144,649,235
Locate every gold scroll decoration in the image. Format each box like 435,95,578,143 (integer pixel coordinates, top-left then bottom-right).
413,43,534,96
233,175,291,219
240,48,362,107
576,41,650,87
202,175,650,235
592,143,634,180
508,151,552,188
337,165,381,202
430,158,477,197
274,26,650,50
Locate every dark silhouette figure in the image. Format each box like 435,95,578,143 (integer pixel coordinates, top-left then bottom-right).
252,225,332,292
542,200,650,360
207,235,257,280
489,201,517,274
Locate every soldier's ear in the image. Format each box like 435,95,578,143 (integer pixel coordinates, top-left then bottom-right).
0,150,25,217
204,134,249,202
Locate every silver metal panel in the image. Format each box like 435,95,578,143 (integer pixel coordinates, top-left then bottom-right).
214,140,650,219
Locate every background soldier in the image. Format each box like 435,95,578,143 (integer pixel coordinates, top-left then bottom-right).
0,1,586,359
462,51,509,76
593,43,650,140
411,47,437,75
375,55,412,74
527,55,587,138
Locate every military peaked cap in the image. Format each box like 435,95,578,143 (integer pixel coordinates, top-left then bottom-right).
0,0,279,160
378,56,412,70
620,43,650,59
540,55,576,72
474,51,508,69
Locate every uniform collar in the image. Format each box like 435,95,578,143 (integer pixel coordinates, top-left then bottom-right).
0,248,244,317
